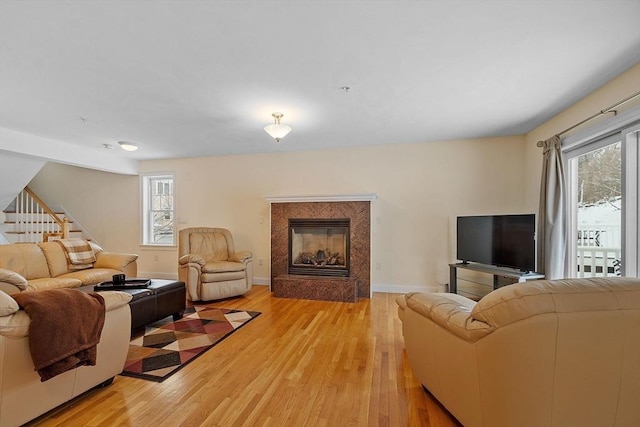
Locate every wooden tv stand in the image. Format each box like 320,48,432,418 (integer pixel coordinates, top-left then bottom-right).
449,263,544,299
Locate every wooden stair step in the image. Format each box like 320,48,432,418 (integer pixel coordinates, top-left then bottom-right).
4,230,83,235
3,220,74,224
2,210,65,215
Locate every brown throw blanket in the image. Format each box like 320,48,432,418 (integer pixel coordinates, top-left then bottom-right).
12,289,106,382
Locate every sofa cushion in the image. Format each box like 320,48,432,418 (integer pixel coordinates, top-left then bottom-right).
471,277,640,328
59,268,122,286
0,244,50,280
0,268,28,290
25,277,83,292
94,252,138,271
0,291,19,316
38,241,93,278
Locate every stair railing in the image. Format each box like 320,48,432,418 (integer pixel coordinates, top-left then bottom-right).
13,187,69,242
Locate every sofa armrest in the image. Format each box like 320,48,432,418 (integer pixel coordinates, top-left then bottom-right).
0,268,28,291
0,310,30,337
99,291,133,311
94,252,138,271
405,292,494,343
230,251,252,263
0,290,19,317
179,254,205,267
0,291,132,339
395,295,407,322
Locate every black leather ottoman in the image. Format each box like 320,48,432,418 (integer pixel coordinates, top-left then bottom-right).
125,280,186,330
81,279,186,331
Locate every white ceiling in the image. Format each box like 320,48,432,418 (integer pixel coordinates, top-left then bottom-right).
1,0,639,161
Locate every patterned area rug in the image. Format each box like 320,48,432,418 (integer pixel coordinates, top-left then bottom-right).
121,305,261,382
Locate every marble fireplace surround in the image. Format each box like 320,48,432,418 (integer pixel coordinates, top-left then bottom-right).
267,194,376,301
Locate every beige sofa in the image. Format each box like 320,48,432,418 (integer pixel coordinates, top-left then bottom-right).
0,290,133,427
396,277,640,427
0,241,138,295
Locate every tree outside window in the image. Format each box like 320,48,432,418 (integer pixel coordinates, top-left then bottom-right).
577,143,621,205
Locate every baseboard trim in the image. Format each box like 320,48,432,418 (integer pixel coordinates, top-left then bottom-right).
137,272,271,286
253,276,270,286
371,284,447,294
136,274,444,295
138,271,178,280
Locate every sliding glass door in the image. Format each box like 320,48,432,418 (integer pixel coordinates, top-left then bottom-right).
565,112,639,278
570,142,622,277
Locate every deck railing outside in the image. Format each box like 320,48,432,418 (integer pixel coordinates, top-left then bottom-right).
576,223,621,277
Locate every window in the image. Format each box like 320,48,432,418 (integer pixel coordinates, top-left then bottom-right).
141,173,175,245
564,109,639,278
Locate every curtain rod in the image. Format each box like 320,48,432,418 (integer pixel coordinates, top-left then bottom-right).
536,91,640,147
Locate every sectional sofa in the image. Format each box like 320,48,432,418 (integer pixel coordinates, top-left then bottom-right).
0,289,132,426
0,240,138,426
0,241,138,295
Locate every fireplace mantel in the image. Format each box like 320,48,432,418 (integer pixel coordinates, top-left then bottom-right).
265,193,377,203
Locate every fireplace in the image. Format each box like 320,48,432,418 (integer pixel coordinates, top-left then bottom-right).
268,195,376,301
288,218,350,277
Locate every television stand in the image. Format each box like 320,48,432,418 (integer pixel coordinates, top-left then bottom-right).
449,263,544,299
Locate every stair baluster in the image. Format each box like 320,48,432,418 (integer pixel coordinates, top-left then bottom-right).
3,187,70,243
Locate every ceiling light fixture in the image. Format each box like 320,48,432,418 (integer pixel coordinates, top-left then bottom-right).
118,141,138,151
264,112,292,143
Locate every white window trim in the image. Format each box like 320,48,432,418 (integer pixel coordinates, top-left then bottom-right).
622,124,639,276
140,172,176,247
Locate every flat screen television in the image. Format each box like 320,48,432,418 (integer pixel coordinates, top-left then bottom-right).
456,214,536,272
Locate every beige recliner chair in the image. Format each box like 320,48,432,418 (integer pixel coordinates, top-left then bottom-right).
178,227,253,301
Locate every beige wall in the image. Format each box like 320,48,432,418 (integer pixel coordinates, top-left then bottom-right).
30,136,528,292
523,63,640,213
29,164,139,252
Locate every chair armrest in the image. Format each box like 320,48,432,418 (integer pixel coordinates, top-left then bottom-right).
230,251,252,263
94,252,138,271
405,292,494,343
0,268,28,291
179,254,206,267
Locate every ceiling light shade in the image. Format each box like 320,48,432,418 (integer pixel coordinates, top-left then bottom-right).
264,113,292,142
118,141,138,151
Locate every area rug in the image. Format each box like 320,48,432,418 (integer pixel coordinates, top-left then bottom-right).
121,305,261,382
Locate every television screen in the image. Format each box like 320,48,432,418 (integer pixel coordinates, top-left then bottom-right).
456,214,536,272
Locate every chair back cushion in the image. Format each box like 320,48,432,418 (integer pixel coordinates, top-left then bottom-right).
180,227,236,262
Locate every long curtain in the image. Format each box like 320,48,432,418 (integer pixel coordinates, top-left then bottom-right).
538,135,567,279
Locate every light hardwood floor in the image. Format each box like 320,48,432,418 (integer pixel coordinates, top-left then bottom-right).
30,286,461,427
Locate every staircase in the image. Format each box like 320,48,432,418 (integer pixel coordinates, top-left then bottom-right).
1,187,92,244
